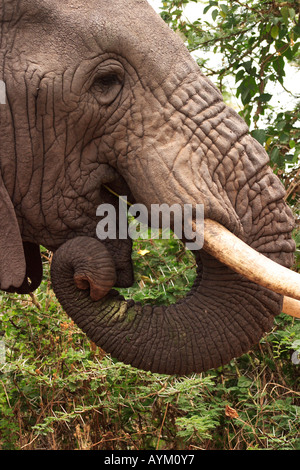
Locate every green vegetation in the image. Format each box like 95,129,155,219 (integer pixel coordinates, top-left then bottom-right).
0,0,299,450
160,0,300,206
0,240,299,450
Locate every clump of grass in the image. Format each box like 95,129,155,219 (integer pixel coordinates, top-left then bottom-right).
0,241,299,450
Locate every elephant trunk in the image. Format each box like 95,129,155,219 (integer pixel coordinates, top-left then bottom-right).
51,235,281,375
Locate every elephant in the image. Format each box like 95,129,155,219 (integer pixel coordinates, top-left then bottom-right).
0,0,299,375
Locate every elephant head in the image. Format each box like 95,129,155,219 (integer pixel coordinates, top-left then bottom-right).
0,0,299,374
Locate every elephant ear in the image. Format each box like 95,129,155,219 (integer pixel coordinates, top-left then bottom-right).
0,176,43,293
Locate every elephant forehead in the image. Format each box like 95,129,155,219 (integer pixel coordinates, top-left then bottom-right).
11,0,197,81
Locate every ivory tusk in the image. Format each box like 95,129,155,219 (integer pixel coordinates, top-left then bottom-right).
282,296,300,318
197,219,300,307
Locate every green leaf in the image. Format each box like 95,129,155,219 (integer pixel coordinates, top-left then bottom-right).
220,4,228,14
211,9,219,21
266,23,272,33
277,120,286,131
270,146,281,165
271,25,279,39
289,140,296,149
258,93,272,102
281,6,289,26
237,377,252,388
294,23,300,38
242,60,253,73
203,2,218,14
289,8,295,20
235,69,245,83
279,132,289,143
252,129,266,145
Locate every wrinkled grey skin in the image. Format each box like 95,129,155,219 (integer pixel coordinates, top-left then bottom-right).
0,0,296,374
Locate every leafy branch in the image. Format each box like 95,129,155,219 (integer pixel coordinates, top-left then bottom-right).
159,0,300,211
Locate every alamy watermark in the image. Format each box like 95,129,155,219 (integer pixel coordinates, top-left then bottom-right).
0,80,6,104
291,351,300,365
96,197,204,250
0,340,5,365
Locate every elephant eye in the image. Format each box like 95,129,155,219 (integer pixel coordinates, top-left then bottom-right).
95,74,120,89
91,63,124,105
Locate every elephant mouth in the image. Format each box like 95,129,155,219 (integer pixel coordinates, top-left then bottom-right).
92,186,300,317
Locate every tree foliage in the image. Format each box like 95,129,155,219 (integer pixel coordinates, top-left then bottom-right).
159,0,300,213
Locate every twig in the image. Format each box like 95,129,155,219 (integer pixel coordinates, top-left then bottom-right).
284,168,300,200
0,379,11,408
156,402,169,450
29,292,42,310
